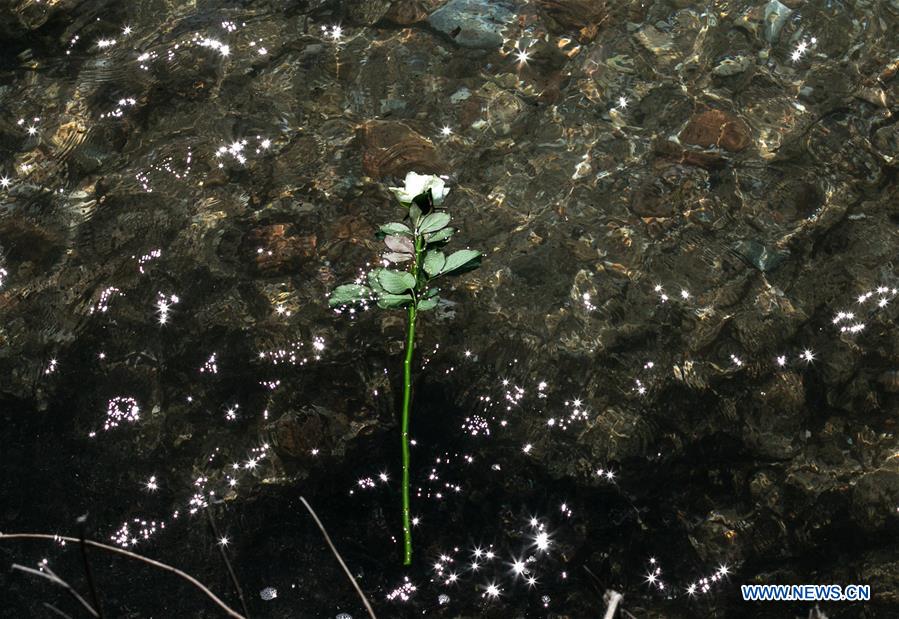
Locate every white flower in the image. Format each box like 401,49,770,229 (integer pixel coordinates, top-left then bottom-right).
388,172,450,205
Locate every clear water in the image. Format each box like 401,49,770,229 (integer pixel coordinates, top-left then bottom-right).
2,0,898,617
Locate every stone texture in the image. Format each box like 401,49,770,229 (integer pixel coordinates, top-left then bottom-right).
358,120,444,179
239,224,317,275
383,0,430,25
427,0,515,49
680,108,752,152
537,0,608,41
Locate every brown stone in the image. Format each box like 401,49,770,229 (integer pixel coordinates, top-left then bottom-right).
344,0,392,25
383,0,429,25
330,215,375,243
358,120,444,179
271,411,329,458
653,137,727,169
879,370,899,393
680,150,728,169
536,70,567,105
680,109,752,152
630,182,673,217
241,224,316,275
458,97,484,128
0,216,65,268
538,0,608,42
50,119,87,159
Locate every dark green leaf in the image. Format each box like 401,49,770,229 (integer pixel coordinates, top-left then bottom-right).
329,284,372,306
385,234,414,253
368,269,387,294
409,203,422,227
384,252,412,263
426,227,455,244
377,269,416,294
416,297,439,311
377,293,413,309
423,250,446,277
412,190,434,214
380,222,412,236
423,287,439,298
418,212,451,234
441,249,481,275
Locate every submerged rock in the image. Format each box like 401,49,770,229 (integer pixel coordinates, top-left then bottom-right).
732,239,789,272
358,120,444,179
383,0,430,26
851,470,899,532
878,370,899,393
713,55,752,76
634,24,676,63
680,108,752,152
239,224,317,276
427,0,515,49
763,0,793,43
3,0,899,616
537,0,608,42
343,0,392,25
873,122,899,165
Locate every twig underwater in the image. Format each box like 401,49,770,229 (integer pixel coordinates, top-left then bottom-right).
206,508,251,619
4,500,378,618
76,514,104,618
299,496,377,619
0,533,246,619
603,589,623,619
328,172,482,565
43,602,75,619
11,562,99,618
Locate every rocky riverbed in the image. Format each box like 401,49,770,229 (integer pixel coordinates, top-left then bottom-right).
1,0,898,617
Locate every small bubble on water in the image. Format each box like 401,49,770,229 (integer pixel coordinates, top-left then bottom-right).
541,595,551,607
438,593,450,605
259,586,277,600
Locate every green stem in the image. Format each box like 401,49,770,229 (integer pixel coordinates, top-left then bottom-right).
401,233,424,565
401,298,416,565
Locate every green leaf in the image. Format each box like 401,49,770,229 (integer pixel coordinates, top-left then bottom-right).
418,212,451,234
384,251,412,263
412,190,434,214
426,227,455,244
377,293,413,309
409,203,423,227
416,297,439,311
329,284,372,306
385,234,414,254
423,250,446,277
377,269,416,294
441,249,481,275
380,222,412,236
368,269,387,294
423,287,439,298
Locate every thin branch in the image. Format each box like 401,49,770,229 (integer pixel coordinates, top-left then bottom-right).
43,603,75,619
206,509,250,619
77,515,104,618
299,497,377,619
1,534,245,619
11,563,98,618
602,589,623,619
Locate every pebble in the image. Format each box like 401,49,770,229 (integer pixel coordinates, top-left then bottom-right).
763,0,793,43
427,0,515,49
713,55,752,76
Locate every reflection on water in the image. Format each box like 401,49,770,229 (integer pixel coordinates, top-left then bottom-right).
1,0,898,617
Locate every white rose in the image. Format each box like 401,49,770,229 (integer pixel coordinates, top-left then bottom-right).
388,172,450,205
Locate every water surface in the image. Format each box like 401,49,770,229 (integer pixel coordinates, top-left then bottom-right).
2,0,898,617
